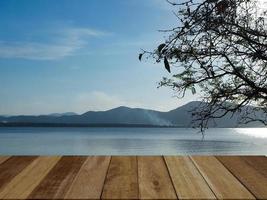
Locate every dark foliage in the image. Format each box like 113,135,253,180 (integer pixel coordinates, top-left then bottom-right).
140,0,267,131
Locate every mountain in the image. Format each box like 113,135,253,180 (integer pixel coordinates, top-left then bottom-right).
46,112,77,117
0,101,265,127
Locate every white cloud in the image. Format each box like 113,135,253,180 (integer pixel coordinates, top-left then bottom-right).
65,28,107,37
0,27,109,60
0,41,79,60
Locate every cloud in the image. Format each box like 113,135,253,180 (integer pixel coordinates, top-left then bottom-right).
0,41,79,60
0,27,109,60
65,28,107,38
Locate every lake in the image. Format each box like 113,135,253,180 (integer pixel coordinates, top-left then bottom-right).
0,127,266,155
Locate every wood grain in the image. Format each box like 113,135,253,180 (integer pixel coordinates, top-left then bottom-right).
191,156,255,200
65,156,111,199
0,156,10,165
138,156,177,200
241,156,267,178
0,156,61,199
102,156,138,199
28,156,86,199
217,156,267,200
164,156,216,200
0,156,265,200
0,156,37,192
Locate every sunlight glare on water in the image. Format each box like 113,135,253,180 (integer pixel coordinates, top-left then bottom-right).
0,127,267,155
235,128,267,139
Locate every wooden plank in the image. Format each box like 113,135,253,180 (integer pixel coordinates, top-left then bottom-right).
138,156,177,200
0,156,10,165
0,156,61,199
102,156,138,200
65,156,111,199
28,156,87,199
164,156,216,200
241,156,267,178
217,156,267,200
0,156,37,191
191,156,255,199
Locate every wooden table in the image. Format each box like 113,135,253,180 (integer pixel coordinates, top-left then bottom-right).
0,156,266,199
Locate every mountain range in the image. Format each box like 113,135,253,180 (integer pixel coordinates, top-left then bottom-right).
0,101,264,127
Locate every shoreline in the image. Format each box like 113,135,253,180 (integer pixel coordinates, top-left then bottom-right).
0,122,265,128
0,122,181,128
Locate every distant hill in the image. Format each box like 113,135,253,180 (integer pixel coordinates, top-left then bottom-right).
45,112,77,117
0,101,265,127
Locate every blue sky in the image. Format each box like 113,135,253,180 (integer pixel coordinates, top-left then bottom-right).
0,0,197,115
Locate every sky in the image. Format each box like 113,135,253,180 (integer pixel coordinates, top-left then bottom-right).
0,0,198,115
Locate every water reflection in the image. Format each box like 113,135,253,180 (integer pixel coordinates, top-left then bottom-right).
0,127,266,155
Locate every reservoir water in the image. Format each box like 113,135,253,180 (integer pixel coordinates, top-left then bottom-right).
0,127,266,155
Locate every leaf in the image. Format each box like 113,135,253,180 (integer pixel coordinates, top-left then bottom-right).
164,57,171,73
187,7,190,15
191,87,196,95
184,21,190,29
157,43,166,53
138,53,143,61
216,0,228,14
